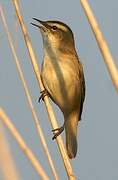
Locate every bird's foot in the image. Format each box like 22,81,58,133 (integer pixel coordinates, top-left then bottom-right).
38,90,48,103
52,125,64,140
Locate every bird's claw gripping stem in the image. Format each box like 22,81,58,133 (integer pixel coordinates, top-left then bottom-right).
38,90,48,102
52,125,64,140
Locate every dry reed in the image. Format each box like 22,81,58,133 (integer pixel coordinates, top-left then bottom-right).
0,122,20,180
0,6,58,180
80,0,118,92
12,0,75,179
0,108,49,180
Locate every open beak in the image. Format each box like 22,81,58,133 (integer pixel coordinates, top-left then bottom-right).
31,18,49,30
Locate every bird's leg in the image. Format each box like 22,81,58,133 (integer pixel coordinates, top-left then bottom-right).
52,123,65,140
38,90,49,103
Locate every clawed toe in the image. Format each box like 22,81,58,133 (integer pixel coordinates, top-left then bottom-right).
38,90,48,103
52,131,61,140
52,125,64,140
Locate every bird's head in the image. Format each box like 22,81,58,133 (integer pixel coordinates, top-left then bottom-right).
31,18,75,52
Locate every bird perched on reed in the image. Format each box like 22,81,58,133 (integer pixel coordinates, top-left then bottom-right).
31,18,85,159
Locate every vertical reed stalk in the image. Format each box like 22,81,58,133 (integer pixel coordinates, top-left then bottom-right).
80,0,118,92
12,0,75,179
0,6,58,180
0,122,19,180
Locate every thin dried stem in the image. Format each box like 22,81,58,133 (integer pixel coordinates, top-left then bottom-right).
11,0,75,179
80,0,118,92
0,6,58,180
0,123,20,180
0,108,49,180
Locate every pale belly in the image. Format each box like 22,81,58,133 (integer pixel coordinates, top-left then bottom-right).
41,58,81,113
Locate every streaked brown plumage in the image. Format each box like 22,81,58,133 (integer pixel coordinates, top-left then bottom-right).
31,19,85,159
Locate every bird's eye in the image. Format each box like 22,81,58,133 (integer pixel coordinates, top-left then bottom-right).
52,26,57,30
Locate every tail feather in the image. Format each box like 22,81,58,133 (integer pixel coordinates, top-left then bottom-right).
65,113,78,159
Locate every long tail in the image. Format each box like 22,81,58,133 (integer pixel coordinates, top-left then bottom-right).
65,113,78,159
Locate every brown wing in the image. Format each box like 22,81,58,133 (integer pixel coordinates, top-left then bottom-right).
76,59,85,121
79,68,85,121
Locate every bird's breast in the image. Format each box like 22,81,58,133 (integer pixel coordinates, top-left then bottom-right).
41,54,81,112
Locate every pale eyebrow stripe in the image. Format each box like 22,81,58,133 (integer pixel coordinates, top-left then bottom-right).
51,23,68,32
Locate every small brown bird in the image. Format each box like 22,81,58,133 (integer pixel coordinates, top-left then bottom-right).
31,19,85,159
